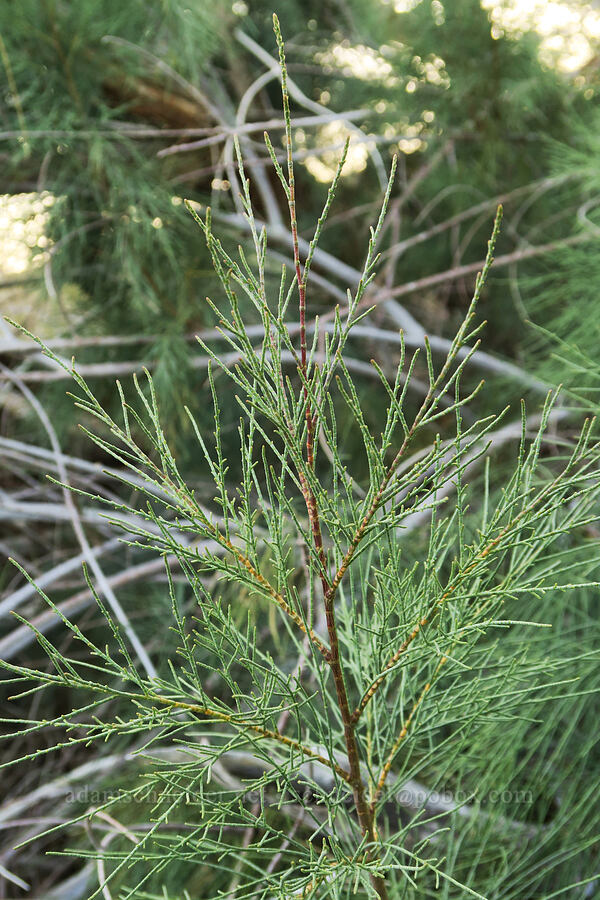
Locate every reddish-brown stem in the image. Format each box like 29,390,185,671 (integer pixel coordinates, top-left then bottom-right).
325,424,417,605
284,99,330,596
287,132,389,900
324,589,388,897
285,143,376,848
274,20,387,893
281,62,311,455
287,164,381,865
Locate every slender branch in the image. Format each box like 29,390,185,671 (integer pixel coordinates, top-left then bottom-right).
0,537,121,620
0,111,370,146
149,693,352,783
367,230,596,310
0,348,385,383
5,667,351,784
0,539,221,661
371,657,448,809
219,529,330,658
137,437,331,657
325,208,503,608
273,16,330,598
378,171,583,263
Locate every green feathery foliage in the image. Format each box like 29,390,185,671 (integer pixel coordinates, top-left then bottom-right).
2,16,600,900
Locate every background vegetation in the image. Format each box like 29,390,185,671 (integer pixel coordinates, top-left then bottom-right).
1,1,600,897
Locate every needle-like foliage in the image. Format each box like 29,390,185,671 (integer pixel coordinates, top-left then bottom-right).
2,18,600,900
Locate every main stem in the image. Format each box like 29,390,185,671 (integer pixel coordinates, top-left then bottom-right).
286,111,388,900
324,591,389,899
274,19,387,892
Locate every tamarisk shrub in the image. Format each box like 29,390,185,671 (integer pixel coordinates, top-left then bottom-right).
3,16,600,900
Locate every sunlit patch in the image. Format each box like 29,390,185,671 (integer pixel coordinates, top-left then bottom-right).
390,0,423,12
412,54,450,88
431,0,445,25
481,0,600,72
315,43,398,85
398,137,424,154
397,120,426,154
0,192,54,275
303,121,373,184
